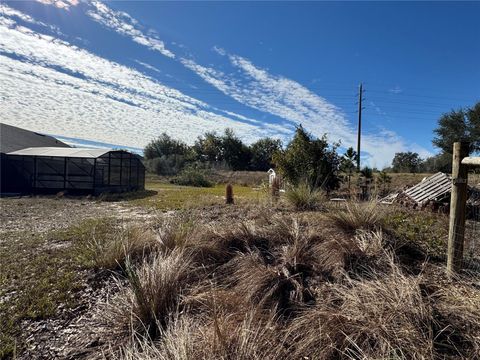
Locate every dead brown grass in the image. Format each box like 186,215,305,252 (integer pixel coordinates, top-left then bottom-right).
326,200,387,233
99,204,480,360
431,279,480,357
116,309,286,360
286,265,434,359
104,249,195,340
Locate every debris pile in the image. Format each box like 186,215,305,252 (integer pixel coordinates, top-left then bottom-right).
380,172,480,215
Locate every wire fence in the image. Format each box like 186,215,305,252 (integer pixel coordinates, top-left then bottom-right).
465,172,480,268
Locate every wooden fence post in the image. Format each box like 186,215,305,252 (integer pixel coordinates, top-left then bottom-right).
447,142,469,275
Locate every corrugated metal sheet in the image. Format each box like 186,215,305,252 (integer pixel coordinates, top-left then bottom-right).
404,172,451,204
7,147,112,158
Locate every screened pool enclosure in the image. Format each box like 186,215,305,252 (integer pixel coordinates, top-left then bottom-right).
3,147,145,194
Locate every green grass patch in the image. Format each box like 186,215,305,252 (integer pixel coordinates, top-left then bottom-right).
129,180,264,210
0,217,119,359
384,209,449,258
98,189,158,202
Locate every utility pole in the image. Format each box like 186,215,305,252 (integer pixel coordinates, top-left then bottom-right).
356,83,363,171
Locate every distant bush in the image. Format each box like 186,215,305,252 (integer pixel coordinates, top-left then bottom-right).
170,167,213,187
145,154,188,176
285,182,326,211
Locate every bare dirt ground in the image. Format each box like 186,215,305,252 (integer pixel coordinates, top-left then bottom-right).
0,196,154,235
0,196,159,359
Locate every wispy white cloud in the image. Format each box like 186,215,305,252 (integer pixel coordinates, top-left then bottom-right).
369,101,387,116
0,3,63,34
389,85,403,94
182,50,431,167
134,60,162,74
86,1,175,58
35,0,79,10
0,15,279,149
181,55,351,139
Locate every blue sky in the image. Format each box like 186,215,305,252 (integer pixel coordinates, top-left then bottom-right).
0,1,479,167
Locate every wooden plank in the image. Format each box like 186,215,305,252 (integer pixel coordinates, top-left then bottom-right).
407,179,450,198
405,172,451,203
462,157,480,167
405,173,448,196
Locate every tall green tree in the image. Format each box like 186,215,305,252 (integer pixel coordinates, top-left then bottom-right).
433,102,480,154
193,132,224,162
249,137,282,171
419,153,452,173
392,152,422,173
144,133,190,160
273,125,341,190
221,129,252,171
143,133,193,175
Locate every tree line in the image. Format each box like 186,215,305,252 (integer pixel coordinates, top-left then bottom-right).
387,101,479,174
144,129,282,174
144,126,342,190
144,100,479,186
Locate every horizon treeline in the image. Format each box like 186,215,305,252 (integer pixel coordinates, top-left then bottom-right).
143,100,479,180
144,126,343,190
143,128,282,175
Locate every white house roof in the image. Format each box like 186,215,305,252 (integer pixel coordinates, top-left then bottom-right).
7,147,113,158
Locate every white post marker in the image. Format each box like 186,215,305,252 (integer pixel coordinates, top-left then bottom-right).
267,169,276,187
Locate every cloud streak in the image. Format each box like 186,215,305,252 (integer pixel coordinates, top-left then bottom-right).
0,12,280,150
182,50,430,166
86,1,175,58
1,2,431,167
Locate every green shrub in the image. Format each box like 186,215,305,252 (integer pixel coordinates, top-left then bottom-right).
383,210,448,258
170,167,213,187
273,125,341,190
145,154,188,176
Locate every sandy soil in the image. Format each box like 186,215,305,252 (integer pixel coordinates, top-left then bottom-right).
0,196,156,235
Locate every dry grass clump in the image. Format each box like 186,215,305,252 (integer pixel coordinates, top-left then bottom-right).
105,250,194,339
431,281,480,357
286,267,434,359
230,251,307,313
116,309,286,360
186,217,304,268
80,224,158,270
99,211,480,359
80,215,198,271
285,182,326,211
151,215,197,253
327,200,387,233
